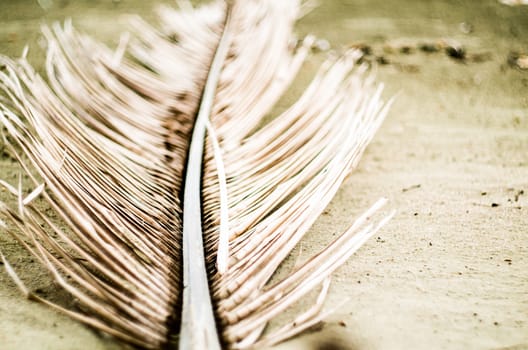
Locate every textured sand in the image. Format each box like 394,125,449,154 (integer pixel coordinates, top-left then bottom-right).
1,1,527,349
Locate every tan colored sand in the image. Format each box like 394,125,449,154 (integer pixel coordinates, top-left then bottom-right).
1,1,527,349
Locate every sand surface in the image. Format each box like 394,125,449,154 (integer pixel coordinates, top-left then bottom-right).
0,1,527,349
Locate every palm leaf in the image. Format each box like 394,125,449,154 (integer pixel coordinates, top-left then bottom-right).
0,0,393,349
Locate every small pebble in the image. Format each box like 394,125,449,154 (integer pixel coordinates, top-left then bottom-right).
419,43,440,53
508,52,528,70
349,43,372,55
400,45,413,54
517,55,528,69
446,45,466,60
312,39,331,52
377,56,390,65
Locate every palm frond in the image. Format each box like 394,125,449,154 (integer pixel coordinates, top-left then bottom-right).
195,1,393,348
0,2,223,348
0,0,393,349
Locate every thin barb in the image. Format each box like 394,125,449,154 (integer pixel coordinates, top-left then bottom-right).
0,251,30,297
206,120,231,275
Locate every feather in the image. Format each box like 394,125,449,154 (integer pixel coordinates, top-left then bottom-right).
0,0,393,349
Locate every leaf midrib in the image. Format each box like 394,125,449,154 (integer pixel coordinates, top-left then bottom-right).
179,4,231,349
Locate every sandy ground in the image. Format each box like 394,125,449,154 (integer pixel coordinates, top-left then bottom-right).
1,0,527,349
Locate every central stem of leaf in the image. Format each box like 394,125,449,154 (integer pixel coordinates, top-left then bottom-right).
179,5,233,350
